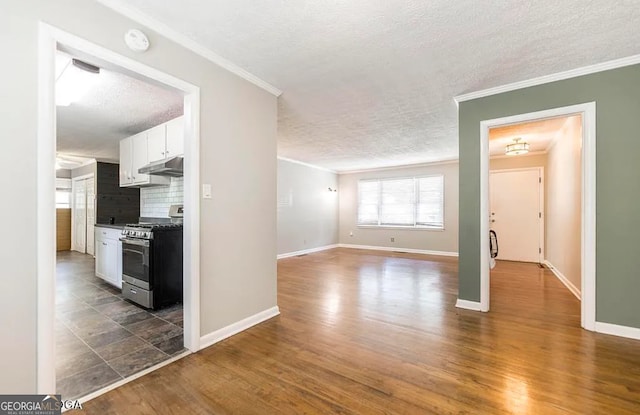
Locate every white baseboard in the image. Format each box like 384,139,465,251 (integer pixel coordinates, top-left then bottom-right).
199,306,280,350
595,322,640,341
338,243,458,257
277,244,338,259
455,299,483,311
543,260,581,300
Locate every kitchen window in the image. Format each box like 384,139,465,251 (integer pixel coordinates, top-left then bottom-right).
357,175,444,229
55,178,72,208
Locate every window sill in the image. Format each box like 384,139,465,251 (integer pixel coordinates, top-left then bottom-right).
357,225,445,232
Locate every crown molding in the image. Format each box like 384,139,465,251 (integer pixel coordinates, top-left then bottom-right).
277,156,337,173
95,0,282,97
338,157,459,175
454,53,640,103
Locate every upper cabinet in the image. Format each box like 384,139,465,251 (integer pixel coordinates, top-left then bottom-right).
147,124,167,163
165,116,184,158
119,116,184,188
148,116,184,163
119,136,133,186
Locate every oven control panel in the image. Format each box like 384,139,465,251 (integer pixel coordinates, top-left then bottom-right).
122,228,152,239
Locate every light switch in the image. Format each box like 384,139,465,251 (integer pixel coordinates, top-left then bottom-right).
202,184,212,199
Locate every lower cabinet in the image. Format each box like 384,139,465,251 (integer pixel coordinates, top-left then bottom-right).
95,227,123,289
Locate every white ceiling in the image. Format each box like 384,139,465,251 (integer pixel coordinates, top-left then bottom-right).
110,0,640,171
56,51,184,162
488,116,577,157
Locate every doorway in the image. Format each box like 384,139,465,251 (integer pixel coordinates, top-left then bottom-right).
37,23,201,396
478,103,596,331
489,168,543,263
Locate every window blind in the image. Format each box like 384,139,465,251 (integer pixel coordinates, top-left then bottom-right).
357,175,444,229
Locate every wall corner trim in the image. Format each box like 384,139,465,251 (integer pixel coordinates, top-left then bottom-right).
94,0,282,97
594,322,640,341
338,244,459,257
543,260,581,300
455,299,483,311
277,244,338,259
199,306,280,350
454,53,640,103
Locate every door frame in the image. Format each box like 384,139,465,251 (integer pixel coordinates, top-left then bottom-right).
37,23,201,393
70,173,94,253
479,102,596,331
489,167,545,263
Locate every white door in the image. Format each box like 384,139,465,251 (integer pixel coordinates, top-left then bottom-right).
85,177,95,256
489,169,542,263
72,179,87,253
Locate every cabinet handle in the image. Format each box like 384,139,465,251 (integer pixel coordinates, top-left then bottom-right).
102,242,107,246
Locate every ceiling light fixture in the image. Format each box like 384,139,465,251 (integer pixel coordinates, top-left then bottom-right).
56,58,100,106
505,138,529,156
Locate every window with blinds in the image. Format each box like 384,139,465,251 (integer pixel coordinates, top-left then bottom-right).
357,175,444,229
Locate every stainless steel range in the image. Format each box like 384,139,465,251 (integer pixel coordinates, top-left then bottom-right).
120,221,183,310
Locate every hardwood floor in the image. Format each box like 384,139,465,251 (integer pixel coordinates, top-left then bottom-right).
78,248,640,414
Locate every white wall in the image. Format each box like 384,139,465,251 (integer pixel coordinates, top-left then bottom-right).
140,177,184,217
2,1,276,393
546,116,582,292
338,162,459,254
277,159,338,255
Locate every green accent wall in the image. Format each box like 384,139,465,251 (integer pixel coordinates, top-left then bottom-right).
459,64,640,328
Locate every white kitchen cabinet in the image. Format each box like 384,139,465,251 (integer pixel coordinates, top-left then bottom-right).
119,131,169,187
119,137,133,186
165,116,184,158
132,132,149,185
146,116,184,163
147,124,167,163
95,227,122,288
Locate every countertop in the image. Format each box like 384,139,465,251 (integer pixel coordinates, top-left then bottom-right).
95,223,127,230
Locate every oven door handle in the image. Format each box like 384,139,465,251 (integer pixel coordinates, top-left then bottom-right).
120,238,150,247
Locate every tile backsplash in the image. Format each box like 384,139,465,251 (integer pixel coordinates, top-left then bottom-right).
140,177,184,217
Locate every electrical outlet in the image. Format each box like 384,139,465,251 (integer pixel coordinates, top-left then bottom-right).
390,237,395,242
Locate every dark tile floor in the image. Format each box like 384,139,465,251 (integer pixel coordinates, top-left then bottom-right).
56,251,184,400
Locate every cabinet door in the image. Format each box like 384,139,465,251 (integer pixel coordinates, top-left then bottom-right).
147,124,167,163
105,239,118,285
119,137,132,186
165,116,184,157
95,237,108,279
131,132,149,184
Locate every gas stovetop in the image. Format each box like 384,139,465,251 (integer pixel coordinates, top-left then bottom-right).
122,223,183,239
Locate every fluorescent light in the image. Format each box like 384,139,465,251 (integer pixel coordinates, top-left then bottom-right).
56,59,100,106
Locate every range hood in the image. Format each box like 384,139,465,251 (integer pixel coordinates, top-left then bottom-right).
138,156,183,177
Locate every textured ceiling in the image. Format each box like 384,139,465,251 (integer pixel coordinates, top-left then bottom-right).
112,0,640,171
488,116,577,156
56,51,183,162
